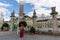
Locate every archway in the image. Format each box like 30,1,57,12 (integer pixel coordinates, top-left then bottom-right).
1,23,9,31
19,21,27,27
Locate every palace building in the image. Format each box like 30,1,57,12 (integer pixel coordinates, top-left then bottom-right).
9,0,60,33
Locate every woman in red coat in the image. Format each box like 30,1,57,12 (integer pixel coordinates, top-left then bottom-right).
19,24,25,38
20,28,24,38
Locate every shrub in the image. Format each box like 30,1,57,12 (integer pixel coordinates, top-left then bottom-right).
29,27,36,33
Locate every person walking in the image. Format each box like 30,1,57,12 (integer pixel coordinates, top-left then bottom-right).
19,23,25,40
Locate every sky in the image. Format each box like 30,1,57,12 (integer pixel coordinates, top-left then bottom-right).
0,0,60,21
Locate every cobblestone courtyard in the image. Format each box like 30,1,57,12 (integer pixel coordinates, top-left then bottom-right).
0,31,60,40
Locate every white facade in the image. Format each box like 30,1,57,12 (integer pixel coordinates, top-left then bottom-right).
0,12,4,28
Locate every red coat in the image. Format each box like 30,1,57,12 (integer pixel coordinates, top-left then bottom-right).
20,29,24,38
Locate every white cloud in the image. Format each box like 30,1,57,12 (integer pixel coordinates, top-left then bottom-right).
16,0,60,17
26,11,33,17
0,7,11,21
0,2,12,7
4,17,11,21
16,0,19,3
0,7,10,14
0,2,12,21
15,13,19,17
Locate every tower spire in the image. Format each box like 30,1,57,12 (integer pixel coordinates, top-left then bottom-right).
33,10,36,16
50,7,58,34
19,0,24,16
11,10,15,17
50,7,58,15
32,9,37,18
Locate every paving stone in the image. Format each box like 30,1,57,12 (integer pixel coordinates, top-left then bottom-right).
0,32,60,40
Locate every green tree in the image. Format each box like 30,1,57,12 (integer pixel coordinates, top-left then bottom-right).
29,27,36,33
1,23,9,31
19,21,27,27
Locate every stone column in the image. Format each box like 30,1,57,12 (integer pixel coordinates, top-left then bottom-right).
9,17,13,31
17,0,24,35
10,10,15,31
19,0,24,22
33,18,36,27
32,10,37,28
50,7,58,34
